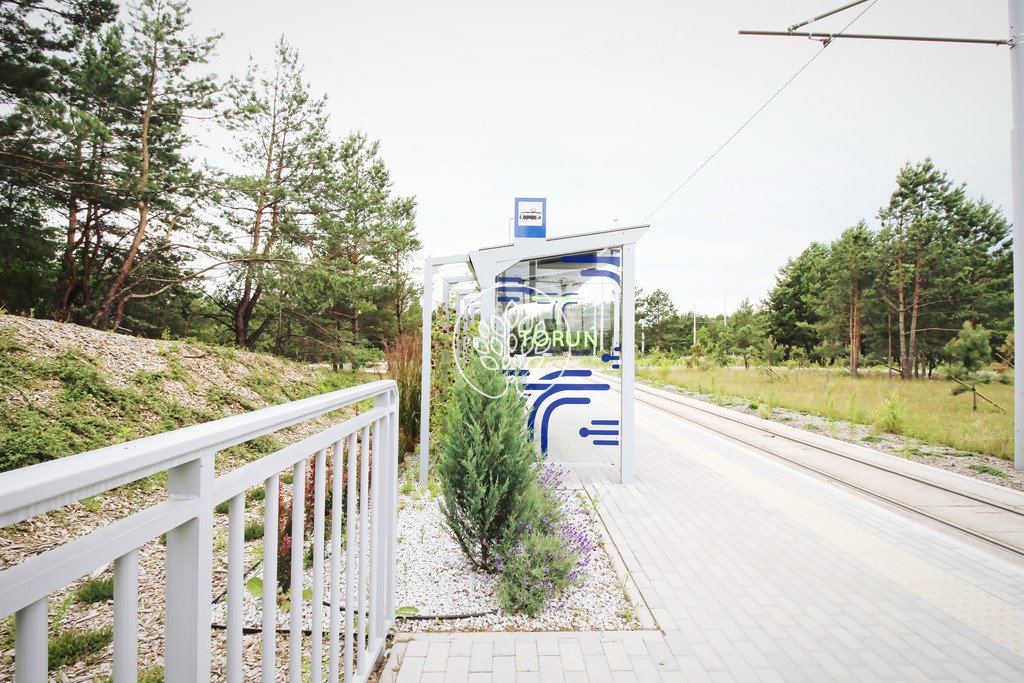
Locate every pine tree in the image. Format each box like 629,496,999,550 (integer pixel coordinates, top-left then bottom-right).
437,353,537,571
217,36,334,349
90,0,219,330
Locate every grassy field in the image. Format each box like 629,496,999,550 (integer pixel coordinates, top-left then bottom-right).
637,365,1013,461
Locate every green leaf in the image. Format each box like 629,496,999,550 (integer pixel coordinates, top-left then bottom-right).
302,587,313,601
395,605,420,618
245,577,263,598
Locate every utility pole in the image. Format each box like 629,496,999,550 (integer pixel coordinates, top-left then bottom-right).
692,303,697,347
1010,0,1024,471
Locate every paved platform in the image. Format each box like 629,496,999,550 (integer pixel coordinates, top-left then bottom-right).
389,398,1024,681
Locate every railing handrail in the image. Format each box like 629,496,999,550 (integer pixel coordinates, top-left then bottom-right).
0,379,396,528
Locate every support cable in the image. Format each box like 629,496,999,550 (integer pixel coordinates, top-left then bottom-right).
643,0,880,223
788,0,871,32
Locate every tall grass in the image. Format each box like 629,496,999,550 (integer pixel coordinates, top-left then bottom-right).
384,333,422,458
639,366,1013,460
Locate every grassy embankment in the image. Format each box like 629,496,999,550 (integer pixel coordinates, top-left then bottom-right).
0,317,371,675
0,318,367,473
638,365,1013,461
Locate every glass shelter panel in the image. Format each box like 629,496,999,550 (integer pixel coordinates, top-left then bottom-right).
497,247,622,469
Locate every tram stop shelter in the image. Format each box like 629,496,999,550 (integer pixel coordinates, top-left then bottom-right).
418,223,648,485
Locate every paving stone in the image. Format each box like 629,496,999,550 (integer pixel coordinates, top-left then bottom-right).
515,641,539,672
582,652,613,683
396,656,425,683
601,640,631,671
537,655,563,683
424,643,451,673
444,656,471,683
469,642,493,673
556,640,585,671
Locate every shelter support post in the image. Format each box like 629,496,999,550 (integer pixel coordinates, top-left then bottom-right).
1011,0,1024,471
620,243,637,484
419,262,434,485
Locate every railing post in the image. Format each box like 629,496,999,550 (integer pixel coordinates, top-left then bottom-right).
113,549,139,682
15,597,47,683
374,391,396,639
165,450,215,682
420,261,434,485
387,389,398,618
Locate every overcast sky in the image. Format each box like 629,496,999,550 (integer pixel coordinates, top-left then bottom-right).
188,1,1011,316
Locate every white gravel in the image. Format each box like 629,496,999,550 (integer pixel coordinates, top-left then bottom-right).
211,476,639,634
393,482,638,632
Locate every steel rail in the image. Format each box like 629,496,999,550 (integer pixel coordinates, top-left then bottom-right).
604,376,1024,557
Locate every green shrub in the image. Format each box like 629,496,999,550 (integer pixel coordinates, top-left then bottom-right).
437,353,537,570
74,576,114,603
49,627,112,670
944,322,992,378
876,393,903,434
139,665,165,682
98,665,163,683
970,463,1008,477
214,500,230,514
244,523,264,542
496,531,579,617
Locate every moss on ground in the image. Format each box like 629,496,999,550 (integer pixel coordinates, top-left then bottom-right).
0,328,365,472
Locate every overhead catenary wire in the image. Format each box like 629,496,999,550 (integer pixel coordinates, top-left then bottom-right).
642,0,880,223
787,0,872,32
741,30,1008,47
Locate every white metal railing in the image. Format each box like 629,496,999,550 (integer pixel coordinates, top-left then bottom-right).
0,379,399,683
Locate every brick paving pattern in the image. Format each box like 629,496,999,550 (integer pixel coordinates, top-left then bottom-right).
385,400,1024,681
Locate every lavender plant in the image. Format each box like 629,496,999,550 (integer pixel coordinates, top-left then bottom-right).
494,464,597,616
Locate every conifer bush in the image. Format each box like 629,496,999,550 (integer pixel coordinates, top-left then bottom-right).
437,353,537,571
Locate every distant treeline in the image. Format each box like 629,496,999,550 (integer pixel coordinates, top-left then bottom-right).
0,0,420,366
638,159,1013,379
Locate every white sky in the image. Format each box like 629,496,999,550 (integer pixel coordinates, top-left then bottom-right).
187,0,1011,316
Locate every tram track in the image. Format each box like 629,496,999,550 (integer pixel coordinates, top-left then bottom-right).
601,374,1024,560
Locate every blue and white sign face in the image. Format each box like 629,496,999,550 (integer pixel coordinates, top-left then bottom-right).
514,197,546,239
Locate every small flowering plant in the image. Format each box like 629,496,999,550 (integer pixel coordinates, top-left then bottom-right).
495,532,579,616
493,464,597,616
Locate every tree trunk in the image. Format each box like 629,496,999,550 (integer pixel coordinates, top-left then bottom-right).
92,42,159,330
908,250,922,380
850,285,861,378
395,286,404,335
92,200,148,330
887,309,893,378
894,245,911,379
113,297,128,331
56,193,80,322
